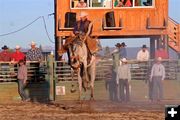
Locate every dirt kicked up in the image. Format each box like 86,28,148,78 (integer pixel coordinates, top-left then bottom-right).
0,100,174,120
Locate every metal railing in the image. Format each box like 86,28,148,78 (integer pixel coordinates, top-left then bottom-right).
53,59,180,82
0,59,179,83
0,61,48,83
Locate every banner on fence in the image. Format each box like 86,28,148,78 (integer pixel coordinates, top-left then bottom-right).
56,86,66,95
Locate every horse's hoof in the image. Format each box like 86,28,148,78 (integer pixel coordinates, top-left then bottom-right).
90,97,94,101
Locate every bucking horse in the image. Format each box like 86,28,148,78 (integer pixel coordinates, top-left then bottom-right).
59,22,99,100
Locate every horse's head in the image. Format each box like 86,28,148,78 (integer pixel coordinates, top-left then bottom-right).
67,38,86,70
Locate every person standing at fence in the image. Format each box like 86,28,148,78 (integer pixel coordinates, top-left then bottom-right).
17,59,30,102
105,66,118,101
116,58,131,102
26,41,43,61
150,57,165,102
0,45,12,62
155,47,169,59
11,45,25,62
137,44,150,98
119,42,127,59
137,44,149,61
111,43,121,70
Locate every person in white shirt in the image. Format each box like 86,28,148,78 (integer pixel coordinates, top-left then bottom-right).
150,57,165,102
136,44,149,61
116,58,131,102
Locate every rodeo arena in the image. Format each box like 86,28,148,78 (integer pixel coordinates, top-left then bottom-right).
0,0,180,120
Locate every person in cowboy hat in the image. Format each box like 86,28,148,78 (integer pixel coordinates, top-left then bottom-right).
76,0,87,8
119,42,127,59
26,41,43,61
11,45,25,62
116,58,131,102
150,57,165,102
111,43,121,69
73,11,91,36
137,44,149,61
0,45,12,62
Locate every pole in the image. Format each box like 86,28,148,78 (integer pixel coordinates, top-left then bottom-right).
150,36,156,59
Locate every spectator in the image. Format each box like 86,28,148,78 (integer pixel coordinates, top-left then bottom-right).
124,0,132,7
116,0,125,7
155,47,169,59
76,0,87,8
26,41,43,61
17,59,30,102
0,45,12,62
11,45,25,62
119,42,127,59
105,66,118,101
116,58,131,102
112,43,121,70
150,57,165,102
143,0,152,6
137,44,149,61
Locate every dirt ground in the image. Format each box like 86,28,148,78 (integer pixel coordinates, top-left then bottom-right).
0,100,174,120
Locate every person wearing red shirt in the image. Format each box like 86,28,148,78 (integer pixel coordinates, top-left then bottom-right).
125,0,132,7
0,45,12,62
155,47,169,59
11,45,25,62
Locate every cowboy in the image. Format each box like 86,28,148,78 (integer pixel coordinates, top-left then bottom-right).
106,66,118,101
11,45,25,62
17,59,30,102
26,41,43,61
120,42,127,59
73,11,92,36
73,11,100,63
150,57,165,102
0,45,12,62
116,58,131,102
137,44,149,61
112,43,121,70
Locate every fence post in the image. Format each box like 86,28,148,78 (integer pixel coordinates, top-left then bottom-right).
47,54,55,101
177,59,180,81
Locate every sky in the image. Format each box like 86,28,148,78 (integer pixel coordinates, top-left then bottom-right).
0,0,180,49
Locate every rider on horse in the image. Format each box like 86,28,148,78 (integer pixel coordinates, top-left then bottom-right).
73,11,98,64
73,11,92,36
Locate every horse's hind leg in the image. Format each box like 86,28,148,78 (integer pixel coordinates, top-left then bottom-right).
77,69,82,101
89,62,96,101
90,85,94,101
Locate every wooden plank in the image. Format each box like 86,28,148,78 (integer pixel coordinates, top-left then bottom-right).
56,0,168,37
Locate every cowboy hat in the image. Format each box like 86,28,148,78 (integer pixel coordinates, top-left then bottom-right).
30,41,36,46
121,42,126,46
80,0,85,2
115,43,121,47
2,45,8,50
142,44,147,48
79,11,88,18
15,45,21,49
